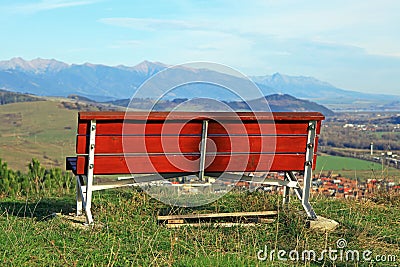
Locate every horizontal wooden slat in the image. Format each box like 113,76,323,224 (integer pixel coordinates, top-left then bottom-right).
76,135,307,154
76,156,85,175
78,121,310,135
78,111,325,121
75,153,317,175
79,121,201,135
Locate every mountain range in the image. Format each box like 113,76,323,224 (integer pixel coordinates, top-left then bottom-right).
0,57,399,111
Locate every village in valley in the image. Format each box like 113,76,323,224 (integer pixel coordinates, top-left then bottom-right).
233,170,400,200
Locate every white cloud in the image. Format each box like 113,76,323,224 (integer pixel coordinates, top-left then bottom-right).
98,2,400,58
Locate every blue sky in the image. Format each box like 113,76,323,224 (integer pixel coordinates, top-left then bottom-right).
0,0,399,95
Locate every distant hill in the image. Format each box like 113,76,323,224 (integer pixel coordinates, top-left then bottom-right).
0,89,121,113
106,93,334,116
1,57,399,110
367,115,400,125
67,94,96,102
0,89,44,105
248,94,334,115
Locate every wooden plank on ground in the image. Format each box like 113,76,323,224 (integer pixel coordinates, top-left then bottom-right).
165,222,258,228
167,219,185,224
157,210,277,221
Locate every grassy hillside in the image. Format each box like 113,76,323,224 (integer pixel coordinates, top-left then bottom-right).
0,101,78,170
0,189,399,266
316,155,400,181
316,155,385,171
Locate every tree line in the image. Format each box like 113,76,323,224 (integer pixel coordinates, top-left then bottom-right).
319,126,400,150
0,90,43,105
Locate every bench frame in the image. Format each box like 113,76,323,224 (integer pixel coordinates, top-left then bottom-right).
66,112,322,224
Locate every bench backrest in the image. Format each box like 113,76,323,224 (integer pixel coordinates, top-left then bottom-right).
74,111,324,175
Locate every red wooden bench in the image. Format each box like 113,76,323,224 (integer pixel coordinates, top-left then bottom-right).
66,111,324,224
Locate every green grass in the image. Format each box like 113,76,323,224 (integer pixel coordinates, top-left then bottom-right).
1,189,399,266
316,155,400,181
0,101,78,170
373,131,400,139
316,155,385,171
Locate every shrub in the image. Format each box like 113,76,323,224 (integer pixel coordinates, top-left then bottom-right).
0,158,74,197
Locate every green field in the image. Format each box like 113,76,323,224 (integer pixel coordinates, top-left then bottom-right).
0,101,79,170
316,155,400,181
316,155,385,171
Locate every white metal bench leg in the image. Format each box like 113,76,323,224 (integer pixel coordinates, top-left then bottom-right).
83,119,96,224
285,171,317,219
302,165,316,219
199,120,208,182
285,172,302,200
302,121,317,220
282,173,290,205
76,175,83,216
84,173,94,224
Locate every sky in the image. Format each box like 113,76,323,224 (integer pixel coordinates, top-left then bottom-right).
0,0,399,95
